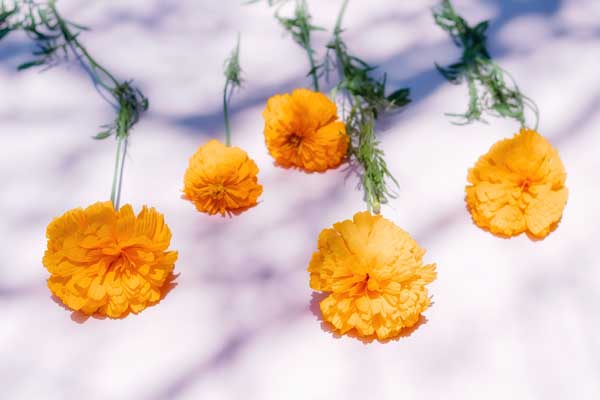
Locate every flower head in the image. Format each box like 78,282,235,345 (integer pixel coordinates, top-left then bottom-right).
183,139,263,216
43,202,178,318
263,88,349,172
466,129,568,238
308,211,437,340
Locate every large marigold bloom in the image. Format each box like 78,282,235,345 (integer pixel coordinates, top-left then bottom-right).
263,88,349,172
43,202,178,318
183,139,263,216
466,129,568,238
308,212,437,340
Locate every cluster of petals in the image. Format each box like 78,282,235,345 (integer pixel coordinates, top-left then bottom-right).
466,129,568,238
183,139,263,216
308,211,437,340
263,88,349,172
43,202,178,318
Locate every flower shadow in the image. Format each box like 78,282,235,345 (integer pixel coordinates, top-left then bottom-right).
309,291,429,345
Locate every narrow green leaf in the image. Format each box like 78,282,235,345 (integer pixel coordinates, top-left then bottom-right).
387,88,411,107
17,60,45,70
92,131,113,140
474,20,489,35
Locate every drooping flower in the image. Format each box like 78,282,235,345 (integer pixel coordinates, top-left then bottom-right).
308,211,437,340
43,202,178,318
466,129,568,238
183,139,263,216
263,88,349,172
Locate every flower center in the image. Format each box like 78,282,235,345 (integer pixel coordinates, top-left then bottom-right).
520,177,533,191
288,133,302,148
210,184,227,199
365,273,381,292
103,244,134,271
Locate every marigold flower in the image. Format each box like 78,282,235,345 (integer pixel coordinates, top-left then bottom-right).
43,202,178,318
263,88,349,172
466,129,568,238
308,211,437,340
183,139,263,216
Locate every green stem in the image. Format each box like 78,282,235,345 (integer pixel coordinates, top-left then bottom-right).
43,1,139,209
298,0,319,91
115,136,128,208
48,1,119,90
334,0,349,34
223,80,231,146
110,135,126,209
332,0,349,90
307,48,319,92
74,41,120,89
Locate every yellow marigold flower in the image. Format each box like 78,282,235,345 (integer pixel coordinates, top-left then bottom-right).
43,202,178,318
183,139,263,216
308,211,437,340
263,88,349,172
466,128,568,238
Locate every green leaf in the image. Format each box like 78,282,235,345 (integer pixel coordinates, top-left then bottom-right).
387,88,411,107
435,63,460,82
92,131,113,140
0,28,11,40
17,60,45,70
474,20,489,35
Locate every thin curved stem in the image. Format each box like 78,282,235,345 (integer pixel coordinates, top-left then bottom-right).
523,94,540,131
48,1,120,89
498,65,540,130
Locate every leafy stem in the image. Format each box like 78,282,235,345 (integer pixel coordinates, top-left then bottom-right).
0,2,19,40
265,0,322,91
433,0,539,129
223,81,232,146
3,0,149,207
223,35,243,146
326,0,410,213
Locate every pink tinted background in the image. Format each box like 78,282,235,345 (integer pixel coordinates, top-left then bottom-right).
1,0,599,399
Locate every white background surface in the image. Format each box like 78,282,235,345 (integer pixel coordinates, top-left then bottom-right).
1,0,600,399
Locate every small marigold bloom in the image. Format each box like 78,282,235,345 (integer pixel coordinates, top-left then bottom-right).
43,202,178,318
466,129,568,238
308,211,437,340
263,88,349,172
183,139,263,216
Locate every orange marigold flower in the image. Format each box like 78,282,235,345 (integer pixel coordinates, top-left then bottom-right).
43,202,178,318
182,139,263,216
466,128,568,238
308,211,437,340
263,88,349,172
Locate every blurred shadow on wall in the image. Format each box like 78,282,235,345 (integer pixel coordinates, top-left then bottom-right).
513,243,600,398
6,1,600,398
0,282,43,298
151,303,307,400
552,92,600,145
0,39,35,74
146,2,580,398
